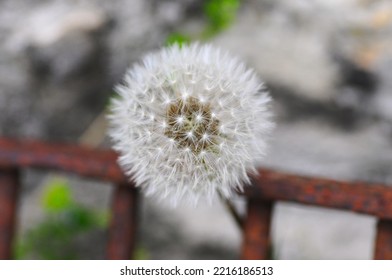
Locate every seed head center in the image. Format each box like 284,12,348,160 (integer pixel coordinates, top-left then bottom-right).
165,97,220,154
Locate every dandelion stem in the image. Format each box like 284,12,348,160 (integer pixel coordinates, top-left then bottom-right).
218,190,243,230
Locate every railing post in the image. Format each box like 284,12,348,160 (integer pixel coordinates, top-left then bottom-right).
106,183,139,260
241,198,273,260
0,168,19,260
374,219,392,259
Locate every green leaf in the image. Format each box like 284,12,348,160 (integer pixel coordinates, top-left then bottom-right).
42,179,72,213
95,210,110,228
203,0,240,37
64,207,92,229
134,246,149,260
16,178,109,259
165,33,191,47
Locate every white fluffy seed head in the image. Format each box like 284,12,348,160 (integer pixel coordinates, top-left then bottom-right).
108,43,274,205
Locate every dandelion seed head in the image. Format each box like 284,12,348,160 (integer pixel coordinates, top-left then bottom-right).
108,43,274,205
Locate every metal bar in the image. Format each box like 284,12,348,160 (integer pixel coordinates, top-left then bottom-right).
106,183,139,260
2,138,392,219
374,219,392,259
0,138,125,184
0,168,19,259
245,169,392,219
241,199,273,260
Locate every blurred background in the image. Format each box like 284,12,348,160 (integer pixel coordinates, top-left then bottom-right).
2,0,392,259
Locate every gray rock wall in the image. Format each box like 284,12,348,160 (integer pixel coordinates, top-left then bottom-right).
1,0,200,140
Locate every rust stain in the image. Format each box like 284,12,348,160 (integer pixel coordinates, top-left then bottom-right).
245,169,392,220
106,183,139,260
241,199,272,260
1,138,392,259
0,168,19,260
0,138,126,184
374,220,392,260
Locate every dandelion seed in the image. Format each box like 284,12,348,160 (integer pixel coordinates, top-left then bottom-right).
108,43,273,205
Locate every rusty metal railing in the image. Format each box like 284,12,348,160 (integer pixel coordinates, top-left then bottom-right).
0,138,136,260
0,137,391,259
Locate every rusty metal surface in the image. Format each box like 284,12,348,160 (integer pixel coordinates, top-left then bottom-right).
106,183,139,260
0,168,19,259
374,220,392,259
246,169,392,219
2,137,392,219
0,138,126,184
2,137,392,259
240,199,272,260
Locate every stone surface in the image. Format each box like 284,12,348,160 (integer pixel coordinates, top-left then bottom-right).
0,0,197,140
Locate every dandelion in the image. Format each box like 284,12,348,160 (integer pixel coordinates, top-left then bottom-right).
108,43,273,205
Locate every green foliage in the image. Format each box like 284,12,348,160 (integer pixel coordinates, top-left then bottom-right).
42,179,72,213
165,33,191,47
15,178,108,260
203,0,240,37
106,90,120,112
165,0,240,44
134,247,149,260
